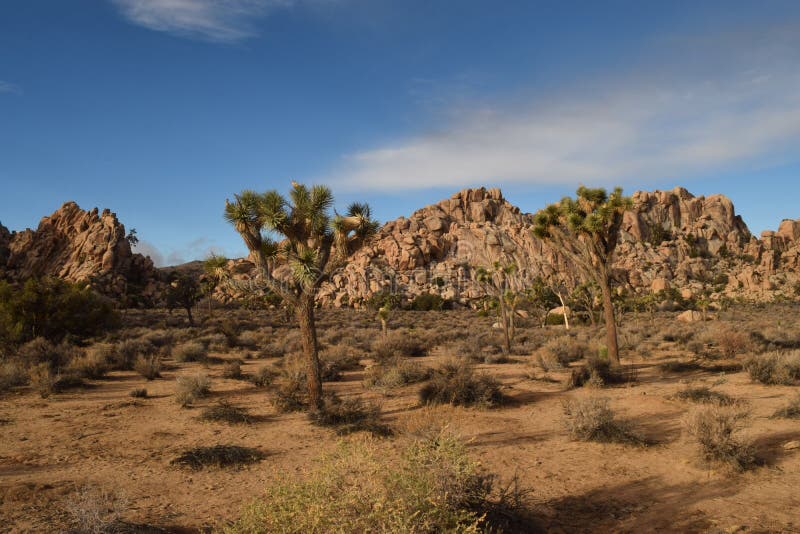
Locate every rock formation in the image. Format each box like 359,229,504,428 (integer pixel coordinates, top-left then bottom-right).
0,202,162,301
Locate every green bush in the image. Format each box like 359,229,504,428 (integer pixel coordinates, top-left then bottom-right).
410,293,445,311
222,433,523,533
0,278,119,346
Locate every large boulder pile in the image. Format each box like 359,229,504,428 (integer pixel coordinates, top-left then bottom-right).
0,202,162,300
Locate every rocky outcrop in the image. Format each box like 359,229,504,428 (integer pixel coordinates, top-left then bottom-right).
1,202,162,301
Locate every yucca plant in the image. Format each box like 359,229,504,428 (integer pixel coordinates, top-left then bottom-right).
532,186,632,366
201,253,228,317
224,183,378,409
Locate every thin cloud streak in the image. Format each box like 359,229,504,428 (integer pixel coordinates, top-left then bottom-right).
111,0,293,42
332,27,800,191
0,81,21,94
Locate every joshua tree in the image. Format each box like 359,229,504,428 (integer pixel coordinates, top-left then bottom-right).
224,183,378,409
201,253,228,317
377,305,391,337
476,261,524,354
532,186,632,366
165,273,202,326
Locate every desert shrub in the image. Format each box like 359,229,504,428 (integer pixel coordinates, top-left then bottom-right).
715,328,753,358
566,356,635,389
112,339,156,370
561,396,645,444
662,327,694,344
133,355,162,380
29,363,56,398
172,341,208,363
171,445,265,470
129,388,147,398
683,406,756,471
249,366,277,388
221,360,243,379
671,386,736,406
320,346,362,381
410,293,445,311
200,400,252,425
175,373,211,407
0,277,119,345
272,372,308,413
536,336,588,370
743,351,800,385
419,360,503,408
65,486,127,534
68,346,111,379
364,359,432,390
15,337,79,370
773,392,800,419
451,337,486,363
140,329,173,350
308,395,391,436
221,433,523,533
371,331,427,361
0,360,29,392
659,360,702,374
236,330,261,350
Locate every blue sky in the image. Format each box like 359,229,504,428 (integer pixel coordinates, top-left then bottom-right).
2,1,800,266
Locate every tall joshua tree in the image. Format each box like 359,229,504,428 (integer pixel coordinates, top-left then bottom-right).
224,183,378,409
532,186,632,366
475,261,523,355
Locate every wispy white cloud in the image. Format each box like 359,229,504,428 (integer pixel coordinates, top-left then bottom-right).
0,81,21,94
111,0,295,42
331,25,800,191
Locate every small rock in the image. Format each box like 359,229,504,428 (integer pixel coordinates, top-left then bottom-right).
783,440,800,450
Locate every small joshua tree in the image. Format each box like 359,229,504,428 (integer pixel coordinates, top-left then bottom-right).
533,186,632,366
225,183,378,409
165,273,202,326
377,305,391,338
476,261,524,354
201,253,228,317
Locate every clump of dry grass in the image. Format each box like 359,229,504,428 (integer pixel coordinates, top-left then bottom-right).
64,486,128,534
129,388,147,398
419,359,503,408
566,356,635,389
743,351,800,385
320,345,363,381
363,358,432,390
175,373,211,407
272,372,308,413
249,365,277,388
308,395,391,436
773,392,800,419
0,360,28,393
68,348,110,379
171,445,265,470
714,327,753,358
200,400,253,425
172,341,208,363
221,360,244,379
371,331,427,361
671,385,737,406
561,396,646,445
133,355,162,380
536,336,588,370
683,406,756,471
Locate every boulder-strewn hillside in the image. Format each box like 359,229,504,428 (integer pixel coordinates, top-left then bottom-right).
218,186,800,307
0,202,162,300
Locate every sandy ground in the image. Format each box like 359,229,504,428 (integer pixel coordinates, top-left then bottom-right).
2,316,800,533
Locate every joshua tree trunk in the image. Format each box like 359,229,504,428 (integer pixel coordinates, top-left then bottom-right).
296,295,323,410
599,278,620,367
184,306,194,327
499,300,512,354
557,291,570,330
380,318,388,337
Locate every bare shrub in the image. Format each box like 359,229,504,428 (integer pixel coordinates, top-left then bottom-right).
112,338,156,370
249,366,277,388
683,406,756,471
371,330,426,361
16,337,78,370
272,372,308,413
537,336,588,370
64,486,127,534
744,351,800,385
419,360,503,408
714,328,753,358
671,385,737,406
561,396,645,444
200,401,253,425
173,341,208,363
68,348,110,379
364,359,432,390
236,330,261,349
171,445,265,470
320,345,363,381
566,356,636,389
129,388,147,398
773,392,800,419
0,360,29,393
221,360,243,379
220,432,526,533
308,395,391,436
133,355,162,380
29,363,56,398
175,373,211,407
